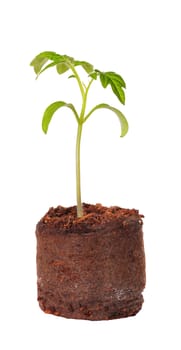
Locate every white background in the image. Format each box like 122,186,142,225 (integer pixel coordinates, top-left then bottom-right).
0,0,181,348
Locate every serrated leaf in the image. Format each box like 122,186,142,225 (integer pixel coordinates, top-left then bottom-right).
74,60,94,74
100,73,109,88
42,101,79,133
30,51,65,75
110,80,125,104
56,62,69,74
84,103,128,137
98,71,126,105
104,71,126,88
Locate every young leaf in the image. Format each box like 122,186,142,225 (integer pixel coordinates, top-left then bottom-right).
31,51,63,63
98,71,126,105
74,61,94,74
42,101,79,133
63,55,74,64
30,51,64,74
110,80,125,105
104,71,126,88
36,61,59,78
56,62,69,74
30,57,49,75
68,75,76,79
89,71,98,80
100,72,109,88
84,103,128,137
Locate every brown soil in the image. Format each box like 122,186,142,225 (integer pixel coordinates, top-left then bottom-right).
36,203,146,320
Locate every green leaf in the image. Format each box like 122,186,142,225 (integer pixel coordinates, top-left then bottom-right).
31,51,64,63
68,75,76,79
30,53,95,80
36,61,59,78
56,62,69,74
98,71,126,105
42,101,79,133
74,60,94,74
84,103,128,137
104,71,126,88
110,80,125,105
81,61,94,73
30,51,64,74
100,72,109,88
89,71,98,80
63,55,74,64
30,57,49,75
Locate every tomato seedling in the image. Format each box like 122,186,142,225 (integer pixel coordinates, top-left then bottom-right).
30,52,128,217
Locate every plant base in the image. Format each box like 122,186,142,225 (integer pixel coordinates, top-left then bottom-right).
36,203,146,321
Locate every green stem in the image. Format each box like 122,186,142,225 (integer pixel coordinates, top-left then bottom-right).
80,78,94,119
75,79,94,217
68,67,94,217
68,62,85,99
67,63,84,217
76,121,83,217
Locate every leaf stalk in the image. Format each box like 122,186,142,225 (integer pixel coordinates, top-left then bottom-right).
68,62,85,99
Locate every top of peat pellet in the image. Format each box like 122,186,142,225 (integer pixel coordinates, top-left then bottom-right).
36,203,144,235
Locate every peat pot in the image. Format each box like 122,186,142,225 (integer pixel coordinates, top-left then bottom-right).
36,203,146,321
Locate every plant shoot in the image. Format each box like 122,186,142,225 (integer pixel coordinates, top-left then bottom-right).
30,52,128,217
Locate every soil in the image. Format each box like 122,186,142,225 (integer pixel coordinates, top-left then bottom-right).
36,203,146,320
